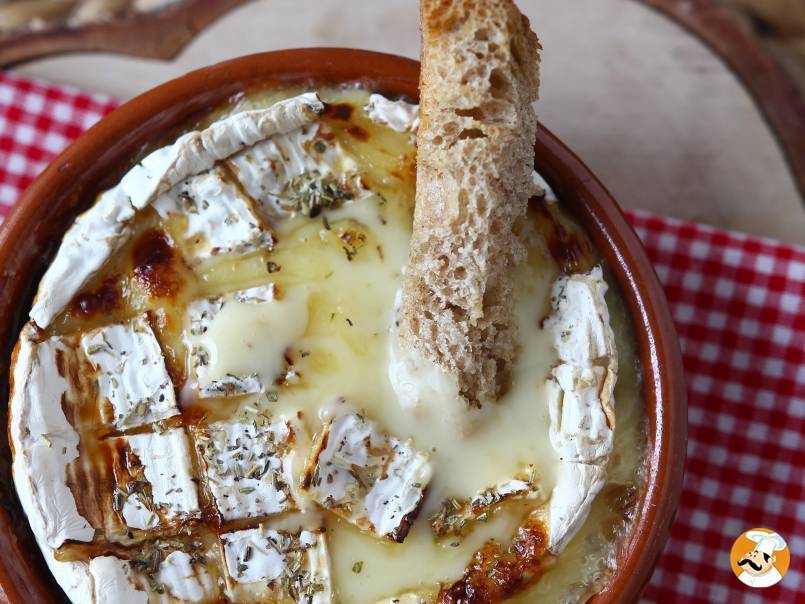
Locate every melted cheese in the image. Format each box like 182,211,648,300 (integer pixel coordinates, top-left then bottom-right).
184,284,309,398
388,290,488,435
184,101,566,600
548,364,613,463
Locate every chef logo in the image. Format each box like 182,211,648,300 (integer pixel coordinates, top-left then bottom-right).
730,528,790,588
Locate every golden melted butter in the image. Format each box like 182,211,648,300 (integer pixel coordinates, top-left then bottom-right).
46,88,646,603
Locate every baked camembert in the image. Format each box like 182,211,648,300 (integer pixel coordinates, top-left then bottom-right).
9,85,646,603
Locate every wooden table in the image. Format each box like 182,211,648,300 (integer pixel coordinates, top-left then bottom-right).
10,0,805,246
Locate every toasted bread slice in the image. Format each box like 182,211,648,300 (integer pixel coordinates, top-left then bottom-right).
398,0,541,407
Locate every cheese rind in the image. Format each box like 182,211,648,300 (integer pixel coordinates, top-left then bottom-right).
227,123,360,218
153,168,272,261
81,314,178,429
363,94,420,133
195,419,296,521
9,329,94,548
126,428,200,520
160,551,216,603
121,492,159,531
543,267,618,553
548,364,613,464
89,556,148,604
198,373,263,399
89,550,217,604
9,327,95,600
545,266,617,428
221,527,331,603
430,477,538,538
30,92,324,328
29,187,135,330
303,412,432,542
547,462,608,554
531,170,557,202
222,527,289,584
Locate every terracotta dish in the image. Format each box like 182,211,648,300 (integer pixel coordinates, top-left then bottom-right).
0,49,686,603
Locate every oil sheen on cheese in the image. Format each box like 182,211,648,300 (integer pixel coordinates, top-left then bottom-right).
49,88,646,603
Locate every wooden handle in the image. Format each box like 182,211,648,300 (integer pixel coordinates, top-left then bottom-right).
0,0,252,67
641,0,805,200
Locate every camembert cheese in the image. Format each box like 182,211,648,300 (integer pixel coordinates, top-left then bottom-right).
9,88,645,604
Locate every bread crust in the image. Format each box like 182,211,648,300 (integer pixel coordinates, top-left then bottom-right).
399,0,541,406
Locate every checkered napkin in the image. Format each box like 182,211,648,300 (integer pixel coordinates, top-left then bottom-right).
1,70,803,603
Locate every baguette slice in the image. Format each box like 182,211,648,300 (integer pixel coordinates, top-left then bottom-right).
397,0,540,409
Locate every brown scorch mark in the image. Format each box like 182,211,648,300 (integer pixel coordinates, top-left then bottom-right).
71,276,121,317
530,199,596,275
439,516,553,603
346,125,370,141
322,102,354,121
132,229,183,298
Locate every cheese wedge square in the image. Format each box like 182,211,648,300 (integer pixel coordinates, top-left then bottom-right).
93,428,201,540
363,93,420,133
227,123,360,218
220,527,331,603
194,419,296,521
81,315,179,430
124,428,200,521
153,167,272,261
302,412,432,542
89,543,223,603
89,556,148,604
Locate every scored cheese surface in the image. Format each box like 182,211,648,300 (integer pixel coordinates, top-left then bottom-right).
9,87,646,603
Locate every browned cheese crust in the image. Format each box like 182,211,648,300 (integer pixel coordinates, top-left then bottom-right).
438,515,554,603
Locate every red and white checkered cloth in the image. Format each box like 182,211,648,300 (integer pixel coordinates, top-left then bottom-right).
1,71,803,603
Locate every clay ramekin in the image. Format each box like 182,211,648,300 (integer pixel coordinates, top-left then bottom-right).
0,49,686,603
